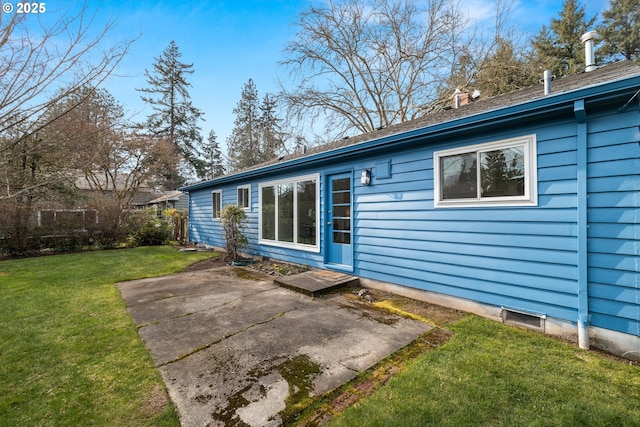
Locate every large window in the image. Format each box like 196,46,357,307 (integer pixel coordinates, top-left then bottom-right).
237,185,251,210
212,191,222,219
434,135,537,207
259,174,319,251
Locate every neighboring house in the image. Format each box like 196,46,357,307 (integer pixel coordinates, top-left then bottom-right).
138,190,189,215
181,60,640,360
75,173,157,207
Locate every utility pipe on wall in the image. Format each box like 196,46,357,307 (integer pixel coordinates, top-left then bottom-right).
574,99,589,350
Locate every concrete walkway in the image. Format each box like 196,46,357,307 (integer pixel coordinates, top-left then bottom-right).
118,266,432,427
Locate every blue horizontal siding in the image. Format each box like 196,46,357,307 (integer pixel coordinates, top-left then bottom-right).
590,283,638,303
588,238,639,256
357,227,577,251
589,175,640,193
355,218,577,237
590,313,639,336
356,261,577,321
347,127,584,322
186,100,639,340
538,165,578,181
357,244,576,282
355,235,576,266
586,106,640,336
589,191,639,208
588,158,639,177
589,141,640,162
589,208,638,224
355,206,576,222
589,267,638,288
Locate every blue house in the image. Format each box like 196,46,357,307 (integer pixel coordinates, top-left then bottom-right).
182,60,640,360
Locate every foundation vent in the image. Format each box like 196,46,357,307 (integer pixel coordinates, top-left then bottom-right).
501,307,546,331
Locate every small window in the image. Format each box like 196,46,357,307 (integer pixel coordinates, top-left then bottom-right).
212,191,222,220
237,185,251,210
434,135,537,208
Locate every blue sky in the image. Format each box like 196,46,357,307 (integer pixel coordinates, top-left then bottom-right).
27,0,610,151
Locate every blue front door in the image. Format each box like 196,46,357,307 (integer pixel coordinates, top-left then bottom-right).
326,173,353,268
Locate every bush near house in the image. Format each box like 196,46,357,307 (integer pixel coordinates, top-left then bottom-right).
221,204,248,262
129,210,173,246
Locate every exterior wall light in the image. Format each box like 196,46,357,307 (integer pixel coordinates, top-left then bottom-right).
360,168,371,186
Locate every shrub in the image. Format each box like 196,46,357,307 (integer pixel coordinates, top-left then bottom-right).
221,204,248,262
129,210,172,246
163,208,188,244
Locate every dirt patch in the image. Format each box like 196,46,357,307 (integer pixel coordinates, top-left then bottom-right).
231,267,273,281
183,255,227,271
183,253,310,278
344,287,467,326
141,384,170,419
248,259,312,277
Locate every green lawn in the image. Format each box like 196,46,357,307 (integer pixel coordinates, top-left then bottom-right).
328,316,640,427
0,246,217,427
2,248,639,426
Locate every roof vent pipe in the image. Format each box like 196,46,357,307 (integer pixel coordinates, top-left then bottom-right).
543,70,553,95
453,89,461,109
581,31,598,72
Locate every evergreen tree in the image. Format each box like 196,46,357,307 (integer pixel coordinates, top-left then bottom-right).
258,94,285,161
598,0,640,63
226,79,262,171
531,0,597,76
227,80,286,172
472,38,538,97
202,129,226,178
138,40,205,189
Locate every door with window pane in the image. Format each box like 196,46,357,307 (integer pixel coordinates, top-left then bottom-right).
326,173,352,267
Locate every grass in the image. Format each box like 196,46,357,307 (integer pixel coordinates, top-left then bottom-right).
0,246,217,427
327,316,640,427
2,249,639,426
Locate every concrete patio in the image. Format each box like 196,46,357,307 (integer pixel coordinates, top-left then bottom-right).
118,266,432,426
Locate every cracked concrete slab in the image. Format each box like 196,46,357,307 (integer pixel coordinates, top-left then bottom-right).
118,266,432,427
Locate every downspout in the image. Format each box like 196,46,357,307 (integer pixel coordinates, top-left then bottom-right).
574,99,589,349
187,193,194,244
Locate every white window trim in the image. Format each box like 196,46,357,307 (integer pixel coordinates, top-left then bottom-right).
211,190,222,220
434,135,538,208
237,185,251,211
258,173,320,253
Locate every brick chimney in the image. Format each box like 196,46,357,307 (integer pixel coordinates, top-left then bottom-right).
453,89,474,109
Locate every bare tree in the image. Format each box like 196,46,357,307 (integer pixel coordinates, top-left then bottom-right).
0,1,133,201
445,0,538,98
46,87,157,213
279,0,461,137
280,0,534,140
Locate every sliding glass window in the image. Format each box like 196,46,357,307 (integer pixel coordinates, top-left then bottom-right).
259,174,319,251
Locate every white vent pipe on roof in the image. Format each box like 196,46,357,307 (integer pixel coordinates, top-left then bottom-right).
581,31,598,72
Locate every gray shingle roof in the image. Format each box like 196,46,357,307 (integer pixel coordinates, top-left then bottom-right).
187,60,640,188
282,60,640,163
